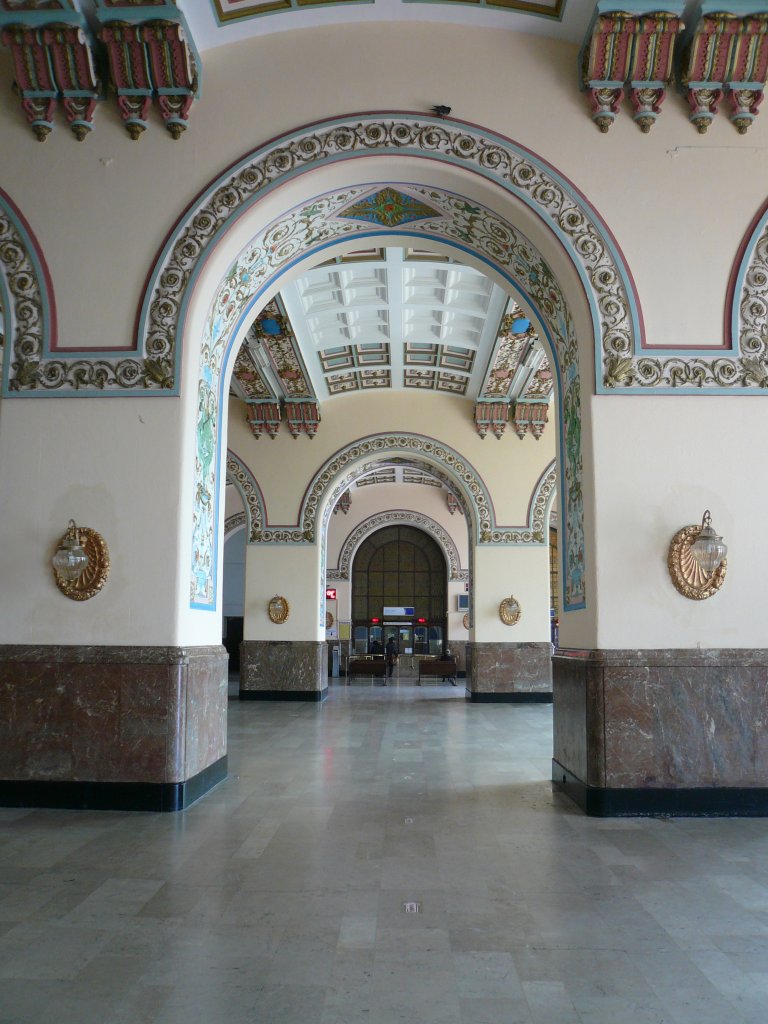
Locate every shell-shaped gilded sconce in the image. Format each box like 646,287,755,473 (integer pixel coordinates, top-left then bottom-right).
667,524,726,600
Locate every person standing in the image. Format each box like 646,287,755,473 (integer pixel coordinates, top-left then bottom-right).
385,636,398,682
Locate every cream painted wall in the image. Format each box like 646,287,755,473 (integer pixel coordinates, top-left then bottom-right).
590,396,768,650
473,546,551,644
1,25,765,356
0,397,186,645
243,544,323,641
224,483,245,519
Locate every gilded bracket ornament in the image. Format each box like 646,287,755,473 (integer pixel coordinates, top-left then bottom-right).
667,524,727,600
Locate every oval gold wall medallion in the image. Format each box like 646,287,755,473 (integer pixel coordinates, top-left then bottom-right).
268,595,290,623
462,612,470,630
499,596,522,626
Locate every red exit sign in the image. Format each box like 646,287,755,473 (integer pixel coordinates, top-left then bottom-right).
325,588,337,600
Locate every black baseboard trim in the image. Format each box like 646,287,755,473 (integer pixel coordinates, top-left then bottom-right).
552,760,768,817
0,756,228,813
239,689,327,702
466,691,553,703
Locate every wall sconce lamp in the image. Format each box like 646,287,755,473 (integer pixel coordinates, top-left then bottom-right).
668,509,727,600
52,520,89,580
52,520,110,601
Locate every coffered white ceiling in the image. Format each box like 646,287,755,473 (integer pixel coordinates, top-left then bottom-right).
279,248,506,400
229,247,552,410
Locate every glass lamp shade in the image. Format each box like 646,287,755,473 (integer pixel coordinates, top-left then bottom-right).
52,523,89,581
690,515,727,574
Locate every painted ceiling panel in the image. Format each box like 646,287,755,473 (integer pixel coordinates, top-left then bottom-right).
189,0,585,53
209,0,565,29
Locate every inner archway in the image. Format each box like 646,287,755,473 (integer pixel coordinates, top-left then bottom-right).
352,524,449,668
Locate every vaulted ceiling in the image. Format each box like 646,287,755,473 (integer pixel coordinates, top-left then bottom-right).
229,246,555,441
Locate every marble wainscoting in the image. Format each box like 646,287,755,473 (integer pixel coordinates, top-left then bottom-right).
0,644,228,811
239,640,328,701
552,647,768,816
465,641,552,703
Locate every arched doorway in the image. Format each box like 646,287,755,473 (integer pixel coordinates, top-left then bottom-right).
351,525,448,671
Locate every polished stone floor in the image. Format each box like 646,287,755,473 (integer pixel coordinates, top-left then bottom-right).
2,681,768,1024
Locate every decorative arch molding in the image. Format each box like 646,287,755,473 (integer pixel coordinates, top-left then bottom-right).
225,451,265,542
4,115,766,394
0,188,55,395
5,113,637,397
527,460,557,543
328,510,469,583
729,199,768,388
5,112,632,402
304,435,491,545
224,512,247,538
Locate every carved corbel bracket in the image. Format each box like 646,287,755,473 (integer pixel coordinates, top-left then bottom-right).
0,18,100,141
246,402,281,439
0,0,201,140
580,5,684,132
474,402,508,439
511,400,548,440
98,4,200,140
681,9,768,134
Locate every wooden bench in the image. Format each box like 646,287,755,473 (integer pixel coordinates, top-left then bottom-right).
347,658,386,680
418,659,457,684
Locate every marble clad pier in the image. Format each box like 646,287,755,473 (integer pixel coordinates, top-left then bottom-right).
2,683,768,1023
